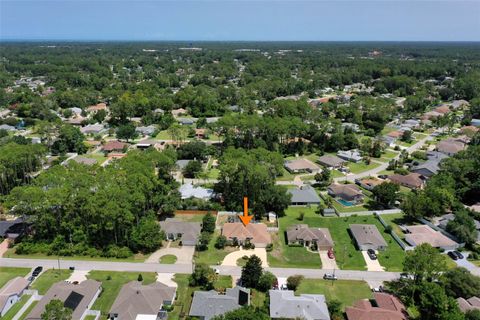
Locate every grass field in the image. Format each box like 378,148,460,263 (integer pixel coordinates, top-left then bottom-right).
194,231,237,265
268,231,321,269
169,274,233,320
31,269,72,294
2,294,31,320
251,289,267,308
4,248,148,262
0,267,30,288
347,161,381,174
88,270,157,320
160,255,177,264
296,279,372,309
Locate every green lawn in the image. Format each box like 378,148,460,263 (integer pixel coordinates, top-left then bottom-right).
31,269,72,294
297,279,372,309
270,207,406,271
276,168,296,181
331,170,345,178
194,231,237,265
251,289,266,308
84,316,97,320
156,130,172,140
382,150,399,159
205,168,220,179
170,274,232,320
2,294,31,320
18,300,38,320
347,161,381,174
0,267,30,288
87,271,157,320
160,254,177,264
4,248,148,262
83,153,108,164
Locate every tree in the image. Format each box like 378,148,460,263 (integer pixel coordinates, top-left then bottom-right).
189,263,217,290
41,299,72,320
196,232,211,251
116,123,138,142
137,274,143,281
183,160,202,178
286,275,304,291
418,282,465,320
401,130,413,143
131,216,164,253
257,271,277,292
372,182,400,208
211,306,269,320
466,310,480,320
327,299,343,320
215,235,227,249
240,255,263,288
446,209,478,246
403,243,447,283
51,125,86,155
202,212,216,233
443,267,480,299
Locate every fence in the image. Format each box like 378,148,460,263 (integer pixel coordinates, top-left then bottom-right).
376,214,414,251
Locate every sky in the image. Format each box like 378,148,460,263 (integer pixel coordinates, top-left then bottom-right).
1,0,479,41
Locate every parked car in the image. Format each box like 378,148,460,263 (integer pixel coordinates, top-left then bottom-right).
372,286,384,292
378,174,388,180
447,251,458,260
323,273,338,280
27,276,35,282
280,284,288,290
327,249,335,259
214,268,220,274
453,251,464,259
367,249,377,260
32,266,43,276
400,273,414,280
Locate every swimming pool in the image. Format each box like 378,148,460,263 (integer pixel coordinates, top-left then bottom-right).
337,199,355,207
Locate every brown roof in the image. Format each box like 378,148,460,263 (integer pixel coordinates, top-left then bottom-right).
387,131,403,138
102,140,128,152
388,173,424,189
284,158,319,171
328,183,363,198
346,293,407,320
404,225,458,248
461,126,479,134
222,223,272,245
434,105,451,114
437,139,466,155
87,103,107,112
317,155,345,168
286,224,333,247
359,178,383,188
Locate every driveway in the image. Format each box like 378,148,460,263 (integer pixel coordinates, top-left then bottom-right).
448,251,480,276
66,270,89,283
145,245,195,264
0,239,9,257
156,273,177,287
319,251,339,270
361,251,384,272
221,248,268,267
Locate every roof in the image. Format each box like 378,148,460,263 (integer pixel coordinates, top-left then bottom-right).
175,159,191,170
349,224,388,248
286,224,334,247
346,293,407,320
136,125,156,135
70,156,97,166
80,124,104,134
26,279,101,320
0,218,26,237
284,158,319,171
0,124,16,131
437,139,466,155
222,223,271,245
337,149,362,161
404,225,458,248
109,281,176,320
87,103,107,112
317,155,345,167
269,290,330,320
388,173,424,189
0,277,29,311
328,183,363,198
387,131,403,138
359,178,382,188
411,160,442,176
159,218,201,244
287,186,321,204
434,105,451,114
102,140,128,152
179,183,213,200
189,287,250,320
457,297,480,313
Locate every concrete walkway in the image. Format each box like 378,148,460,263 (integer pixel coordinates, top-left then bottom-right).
145,245,195,264
0,239,9,257
361,251,385,272
221,248,268,268
319,251,339,270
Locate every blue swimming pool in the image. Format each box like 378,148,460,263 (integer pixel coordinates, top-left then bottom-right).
337,199,355,207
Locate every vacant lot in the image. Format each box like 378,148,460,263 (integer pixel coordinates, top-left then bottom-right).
0,267,30,288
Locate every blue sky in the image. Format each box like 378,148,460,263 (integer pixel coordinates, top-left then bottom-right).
1,0,479,41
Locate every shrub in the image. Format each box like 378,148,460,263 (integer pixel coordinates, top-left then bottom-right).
286,275,304,291
266,243,273,252
215,235,227,249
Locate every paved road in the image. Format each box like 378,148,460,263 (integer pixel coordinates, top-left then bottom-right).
447,251,480,276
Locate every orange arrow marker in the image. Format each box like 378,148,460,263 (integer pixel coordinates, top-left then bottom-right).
239,196,253,226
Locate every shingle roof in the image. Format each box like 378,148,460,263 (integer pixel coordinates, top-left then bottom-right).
189,287,250,320
349,224,388,248
102,140,128,152
159,218,201,244
287,186,321,204
0,277,29,312
269,290,330,320
346,293,407,320
317,155,345,168
284,158,319,171
222,223,271,245
109,281,176,320
286,224,334,247
388,173,424,189
437,139,466,155
404,225,458,248
328,183,363,198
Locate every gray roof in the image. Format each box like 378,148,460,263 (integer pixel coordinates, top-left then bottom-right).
0,124,16,131
269,290,330,320
26,279,101,320
80,124,104,134
135,125,156,135
286,224,334,247
189,287,250,320
287,186,321,204
0,218,26,238
317,155,345,168
108,281,176,320
175,159,191,170
349,224,388,248
70,156,97,166
337,149,362,162
159,218,201,244
0,277,29,312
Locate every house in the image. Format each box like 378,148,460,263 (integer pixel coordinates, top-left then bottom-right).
159,218,201,246
358,178,382,191
135,125,156,136
404,225,459,250
317,155,345,169
206,117,220,124
460,125,480,136
0,277,30,317
69,107,83,116
323,208,336,217
410,151,448,178
108,281,176,320
327,183,364,204
451,100,469,109
70,156,97,166
434,105,451,114
337,149,362,163
388,173,425,189
179,183,213,200
387,130,403,139
80,124,105,135
269,290,330,320
435,213,456,229
284,158,320,174
175,159,191,171
0,124,16,132
0,218,27,240
136,139,165,150
287,185,321,206
341,122,360,132
87,103,107,113
382,135,397,147
177,118,196,125
346,293,407,320
26,280,101,320
102,141,128,153
402,119,420,129
349,224,388,251
222,223,272,248
153,108,165,115
66,116,85,126
171,108,187,117
471,119,480,127
457,296,480,313
189,286,250,320
437,139,466,156
195,128,207,139
286,224,334,250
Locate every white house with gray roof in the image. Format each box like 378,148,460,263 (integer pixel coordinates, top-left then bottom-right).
269,290,330,320
350,224,388,251
189,287,250,320
0,277,30,316
337,149,362,163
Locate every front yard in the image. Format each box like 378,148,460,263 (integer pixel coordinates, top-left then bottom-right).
0,267,30,288
194,231,237,265
347,161,381,174
31,269,72,294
